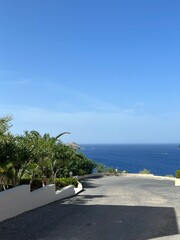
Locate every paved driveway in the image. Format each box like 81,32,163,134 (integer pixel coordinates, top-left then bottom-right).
0,176,180,240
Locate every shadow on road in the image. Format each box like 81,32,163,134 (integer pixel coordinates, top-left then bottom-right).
64,194,107,205
0,203,178,240
80,178,100,189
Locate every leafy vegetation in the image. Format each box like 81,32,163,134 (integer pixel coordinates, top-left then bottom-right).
30,179,43,191
0,116,95,191
95,163,121,174
55,178,78,190
176,170,180,179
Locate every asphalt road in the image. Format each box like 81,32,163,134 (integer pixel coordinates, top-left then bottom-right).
0,175,180,240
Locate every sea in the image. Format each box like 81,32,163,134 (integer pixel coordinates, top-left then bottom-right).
80,144,180,176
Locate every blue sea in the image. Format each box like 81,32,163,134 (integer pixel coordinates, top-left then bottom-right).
80,144,180,176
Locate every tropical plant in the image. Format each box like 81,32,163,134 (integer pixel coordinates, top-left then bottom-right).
96,163,107,173
0,115,96,191
176,170,180,179
55,177,78,190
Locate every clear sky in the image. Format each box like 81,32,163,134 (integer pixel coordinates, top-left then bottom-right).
0,0,180,143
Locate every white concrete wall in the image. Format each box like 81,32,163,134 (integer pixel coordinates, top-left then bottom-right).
175,179,180,186
0,183,82,223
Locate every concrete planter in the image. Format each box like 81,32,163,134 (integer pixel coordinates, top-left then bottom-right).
175,178,180,186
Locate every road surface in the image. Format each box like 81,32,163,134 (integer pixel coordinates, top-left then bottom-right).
0,175,180,240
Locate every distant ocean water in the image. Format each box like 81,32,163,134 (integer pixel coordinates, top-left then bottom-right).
80,144,180,176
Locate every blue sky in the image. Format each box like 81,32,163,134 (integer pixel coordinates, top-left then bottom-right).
0,0,180,143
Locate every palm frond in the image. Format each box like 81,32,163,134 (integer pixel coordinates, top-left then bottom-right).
55,132,71,139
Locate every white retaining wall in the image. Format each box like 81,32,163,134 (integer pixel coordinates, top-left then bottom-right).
175,179,180,186
0,184,81,223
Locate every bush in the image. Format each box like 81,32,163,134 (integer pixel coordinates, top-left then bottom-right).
139,169,151,174
96,163,120,174
106,167,117,174
68,178,78,187
55,178,78,190
96,163,107,173
55,178,66,189
30,179,43,191
19,178,31,185
176,170,180,178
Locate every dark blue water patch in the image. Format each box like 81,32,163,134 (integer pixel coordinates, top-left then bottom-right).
79,144,180,176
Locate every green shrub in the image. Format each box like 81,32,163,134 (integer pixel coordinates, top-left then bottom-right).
96,163,107,173
176,170,180,179
30,179,43,191
55,178,78,190
55,178,66,189
19,178,31,185
106,167,117,174
139,169,151,174
68,178,78,187
96,163,121,174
